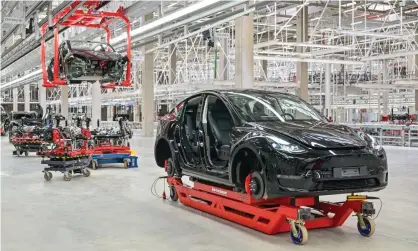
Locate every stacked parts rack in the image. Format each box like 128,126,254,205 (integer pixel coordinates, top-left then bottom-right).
165,164,378,245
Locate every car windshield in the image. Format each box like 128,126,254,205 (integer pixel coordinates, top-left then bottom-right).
12,113,32,120
224,92,324,122
69,41,115,52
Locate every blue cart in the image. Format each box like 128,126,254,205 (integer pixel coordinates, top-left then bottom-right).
90,153,138,169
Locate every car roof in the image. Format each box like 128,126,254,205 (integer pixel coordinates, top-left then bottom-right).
199,89,298,99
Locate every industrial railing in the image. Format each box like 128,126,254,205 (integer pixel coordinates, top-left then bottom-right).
345,123,418,147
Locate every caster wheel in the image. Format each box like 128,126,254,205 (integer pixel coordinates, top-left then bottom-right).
24,151,28,156
44,172,53,181
82,168,91,177
123,159,129,169
290,224,308,245
169,186,178,202
63,172,72,181
91,160,97,170
357,216,375,237
16,151,20,157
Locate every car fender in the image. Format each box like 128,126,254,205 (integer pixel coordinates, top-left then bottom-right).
228,140,270,183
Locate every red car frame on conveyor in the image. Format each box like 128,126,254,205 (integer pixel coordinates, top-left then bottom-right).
41,1,132,89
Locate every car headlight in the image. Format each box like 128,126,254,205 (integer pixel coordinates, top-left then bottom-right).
267,135,307,154
367,134,382,150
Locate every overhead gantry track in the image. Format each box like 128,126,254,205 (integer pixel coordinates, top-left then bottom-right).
1,1,110,72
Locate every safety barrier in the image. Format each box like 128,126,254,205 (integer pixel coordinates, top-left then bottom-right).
345,123,418,147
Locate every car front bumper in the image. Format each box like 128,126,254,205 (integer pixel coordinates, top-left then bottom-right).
263,149,388,198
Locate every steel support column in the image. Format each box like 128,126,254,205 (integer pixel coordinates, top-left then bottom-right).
61,85,69,122
324,64,331,119
91,83,101,129
235,15,253,88
12,88,18,111
382,60,389,115
218,38,228,80
296,5,309,101
142,13,155,137
261,59,268,81
415,35,418,113
24,84,30,111
38,82,46,110
168,44,177,85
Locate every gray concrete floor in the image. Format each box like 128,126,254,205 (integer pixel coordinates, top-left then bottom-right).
1,135,417,251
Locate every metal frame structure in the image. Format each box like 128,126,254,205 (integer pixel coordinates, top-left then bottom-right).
1,0,418,127
40,1,132,88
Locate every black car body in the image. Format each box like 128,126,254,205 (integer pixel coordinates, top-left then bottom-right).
47,40,129,84
154,90,388,199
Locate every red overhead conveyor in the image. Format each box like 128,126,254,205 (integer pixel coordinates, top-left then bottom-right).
40,1,132,89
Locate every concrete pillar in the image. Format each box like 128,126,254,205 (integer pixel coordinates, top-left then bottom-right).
347,108,353,123
141,13,155,137
61,85,69,121
24,85,30,111
324,64,331,118
218,38,229,80
296,5,309,101
168,44,176,85
235,16,254,88
91,83,101,129
415,40,418,113
382,60,389,115
261,60,268,81
12,88,18,111
38,82,47,111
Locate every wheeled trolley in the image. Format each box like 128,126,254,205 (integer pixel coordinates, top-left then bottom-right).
41,157,91,181
90,153,138,169
13,143,44,156
166,172,379,245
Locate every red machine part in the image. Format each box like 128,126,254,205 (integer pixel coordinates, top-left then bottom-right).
92,145,130,154
41,1,132,88
165,161,376,242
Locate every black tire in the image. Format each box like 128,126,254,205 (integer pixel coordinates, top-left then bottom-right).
166,158,176,177
169,186,178,201
24,151,28,156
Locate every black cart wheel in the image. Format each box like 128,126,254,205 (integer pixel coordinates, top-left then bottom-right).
16,151,21,157
63,172,72,181
44,172,53,181
247,171,265,200
24,151,28,156
169,186,178,201
82,168,91,177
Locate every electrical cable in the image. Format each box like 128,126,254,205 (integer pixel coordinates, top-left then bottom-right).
151,176,168,199
372,197,383,220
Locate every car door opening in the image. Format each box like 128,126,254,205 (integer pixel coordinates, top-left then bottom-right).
204,96,233,165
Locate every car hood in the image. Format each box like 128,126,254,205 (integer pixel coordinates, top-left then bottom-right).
71,49,124,61
251,121,367,149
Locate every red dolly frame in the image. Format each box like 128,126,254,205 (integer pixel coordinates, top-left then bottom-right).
40,1,132,89
164,162,378,245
